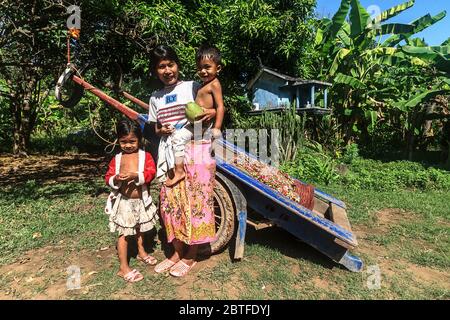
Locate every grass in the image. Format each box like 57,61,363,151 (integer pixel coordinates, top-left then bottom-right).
0,180,113,265
0,159,449,299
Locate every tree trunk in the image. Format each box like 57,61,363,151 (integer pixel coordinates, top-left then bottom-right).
446,144,450,169
12,78,36,155
406,112,416,161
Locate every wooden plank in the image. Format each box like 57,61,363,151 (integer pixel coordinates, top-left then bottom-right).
329,203,352,233
234,211,247,260
313,197,329,217
334,237,355,250
312,209,325,218
246,218,274,230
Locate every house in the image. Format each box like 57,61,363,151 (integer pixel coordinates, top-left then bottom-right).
246,66,332,115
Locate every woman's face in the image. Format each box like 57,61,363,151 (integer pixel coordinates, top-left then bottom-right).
156,59,179,86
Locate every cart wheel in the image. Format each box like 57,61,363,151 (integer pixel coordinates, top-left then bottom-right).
198,176,236,256
55,64,84,108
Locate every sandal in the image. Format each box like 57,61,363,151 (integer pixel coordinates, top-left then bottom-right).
169,260,197,277
118,269,144,283
154,258,176,273
137,255,158,266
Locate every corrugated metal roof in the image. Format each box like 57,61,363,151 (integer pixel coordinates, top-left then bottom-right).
246,66,332,89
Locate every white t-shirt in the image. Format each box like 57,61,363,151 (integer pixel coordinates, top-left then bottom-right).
148,81,201,128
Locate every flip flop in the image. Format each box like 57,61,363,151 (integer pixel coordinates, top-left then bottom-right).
154,258,176,273
118,269,144,283
137,255,158,266
169,260,197,277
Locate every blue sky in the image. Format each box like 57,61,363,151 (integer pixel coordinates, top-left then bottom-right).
315,0,450,45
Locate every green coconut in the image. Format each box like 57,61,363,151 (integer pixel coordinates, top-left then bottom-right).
186,101,203,123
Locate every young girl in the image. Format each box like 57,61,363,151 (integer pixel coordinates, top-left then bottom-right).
148,45,198,185
148,45,217,277
105,120,158,283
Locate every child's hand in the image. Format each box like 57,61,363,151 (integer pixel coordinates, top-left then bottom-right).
198,108,216,122
211,128,222,139
117,172,138,183
160,124,175,135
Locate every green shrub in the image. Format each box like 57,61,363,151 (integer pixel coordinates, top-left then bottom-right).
29,129,106,154
280,142,340,185
340,159,450,191
341,143,360,164
281,142,450,191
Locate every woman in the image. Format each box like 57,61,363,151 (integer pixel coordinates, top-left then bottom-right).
148,45,217,277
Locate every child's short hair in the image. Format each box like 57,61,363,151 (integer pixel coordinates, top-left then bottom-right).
150,45,181,73
116,119,143,142
196,45,221,65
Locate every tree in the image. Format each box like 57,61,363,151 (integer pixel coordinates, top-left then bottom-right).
313,0,449,156
0,0,318,154
0,1,69,154
0,0,155,154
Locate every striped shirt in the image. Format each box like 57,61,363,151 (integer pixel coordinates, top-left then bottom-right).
148,81,200,127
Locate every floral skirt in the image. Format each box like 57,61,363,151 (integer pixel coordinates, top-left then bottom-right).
109,195,158,237
160,141,217,245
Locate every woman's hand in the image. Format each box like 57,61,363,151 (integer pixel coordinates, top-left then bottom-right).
198,108,216,123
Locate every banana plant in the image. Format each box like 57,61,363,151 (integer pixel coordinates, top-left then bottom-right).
314,0,447,139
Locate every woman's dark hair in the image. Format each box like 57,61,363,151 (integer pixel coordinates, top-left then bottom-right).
150,45,181,73
116,119,142,143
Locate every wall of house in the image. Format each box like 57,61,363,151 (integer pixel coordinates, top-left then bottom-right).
251,73,291,110
298,87,311,107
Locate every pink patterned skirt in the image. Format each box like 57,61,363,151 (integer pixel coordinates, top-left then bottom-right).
160,141,217,245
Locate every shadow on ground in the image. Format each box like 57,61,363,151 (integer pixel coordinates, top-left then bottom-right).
230,225,342,270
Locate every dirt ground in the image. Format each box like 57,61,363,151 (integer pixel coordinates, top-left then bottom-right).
0,153,107,185
1,222,448,300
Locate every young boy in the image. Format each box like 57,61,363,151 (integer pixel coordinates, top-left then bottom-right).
165,45,225,187
194,45,225,140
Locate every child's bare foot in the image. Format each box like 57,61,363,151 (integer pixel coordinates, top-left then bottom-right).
165,171,185,187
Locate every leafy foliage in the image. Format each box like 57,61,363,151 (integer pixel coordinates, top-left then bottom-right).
313,0,449,157
0,0,317,153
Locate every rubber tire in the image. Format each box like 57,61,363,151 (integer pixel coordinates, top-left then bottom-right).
198,176,236,256
55,65,84,108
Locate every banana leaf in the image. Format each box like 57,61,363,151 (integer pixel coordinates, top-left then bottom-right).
329,48,351,76
350,0,370,37
402,46,450,73
406,37,427,47
336,22,352,47
334,73,366,89
370,23,414,36
373,0,415,24
322,0,351,54
394,88,449,111
429,45,450,57
364,110,378,132
315,28,324,46
442,38,450,46
411,11,446,33
383,11,446,47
